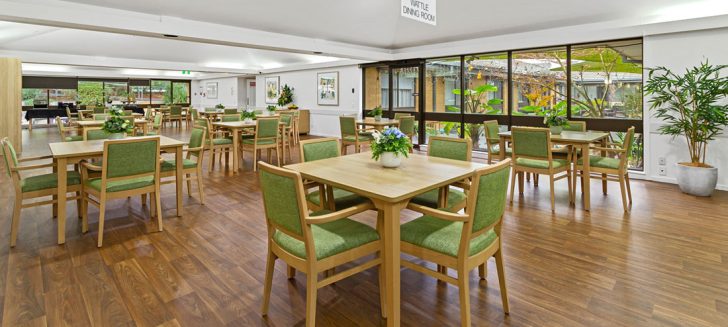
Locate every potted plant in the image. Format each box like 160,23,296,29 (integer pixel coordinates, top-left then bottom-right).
266,105,277,115
371,127,412,168
241,109,256,123
542,105,568,134
102,109,133,139
287,104,299,110
215,104,225,110
370,106,383,121
278,84,294,107
644,61,728,196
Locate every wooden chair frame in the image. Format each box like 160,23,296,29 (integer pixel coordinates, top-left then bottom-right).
339,116,374,154
400,159,512,327
159,127,207,205
80,137,163,247
167,106,184,128
203,118,234,171
509,127,573,212
426,136,472,211
298,137,342,211
398,115,416,152
484,120,507,164
279,113,296,164
83,127,106,141
55,116,81,142
241,117,281,171
258,162,384,327
1,138,82,247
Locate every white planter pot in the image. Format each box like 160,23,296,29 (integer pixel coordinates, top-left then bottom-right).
243,118,253,124
380,152,402,168
549,126,563,135
676,163,718,196
374,115,382,122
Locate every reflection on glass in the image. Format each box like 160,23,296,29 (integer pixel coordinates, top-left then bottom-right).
464,53,507,115
425,120,460,139
130,85,151,104
425,57,460,114
22,89,48,106
512,47,567,116
392,67,418,112
364,66,388,110
104,82,128,104
172,82,190,104
571,40,643,119
151,80,172,104
49,89,77,105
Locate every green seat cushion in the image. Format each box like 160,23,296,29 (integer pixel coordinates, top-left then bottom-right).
489,145,512,155
401,214,497,257
273,210,379,260
160,159,197,171
242,138,276,145
240,134,255,140
410,187,467,211
306,188,370,210
85,176,155,193
577,155,620,170
209,138,233,145
343,135,373,142
64,135,83,142
515,158,568,169
21,171,81,193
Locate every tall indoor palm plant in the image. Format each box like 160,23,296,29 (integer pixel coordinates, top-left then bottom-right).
644,61,728,196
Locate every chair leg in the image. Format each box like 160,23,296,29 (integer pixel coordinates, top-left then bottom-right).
208,148,215,171
572,170,579,203
287,265,296,279
457,270,471,327
341,143,347,155
495,249,510,314
306,271,318,327
97,195,106,247
549,175,556,213
509,168,517,204
185,173,192,196
10,196,21,247
625,173,633,204
252,147,258,172
518,172,524,195
141,193,147,207
276,146,281,167
602,173,608,195
261,250,276,316
81,191,89,233
154,191,163,231
76,191,82,219
478,263,487,280
619,176,628,212
197,172,205,205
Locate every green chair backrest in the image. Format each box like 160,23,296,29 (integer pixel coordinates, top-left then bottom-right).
399,116,415,135
224,109,237,114
104,138,159,179
145,108,153,119
511,127,550,159
86,129,109,141
55,116,66,136
205,108,217,112
394,113,411,119
621,127,636,165
221,114,240,122
470,160,511,233
301,138,339,162
93,107,105,114
564,121,586,132
256,118,280,139
484,120,500,144
194,118,208,129
428,136,471,161
280,114,292,127
170,106,182,115
258,163,304,237
153,114,163,128
93,114,108,121
189,127,206,158
1,138,19,177
190,108,199,120
339,116,356,136
66,107,74,118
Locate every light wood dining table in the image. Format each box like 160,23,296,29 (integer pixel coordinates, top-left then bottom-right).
76,118,149,136
498,130,610,211
357,117,400,131
213,120,289,172
285,152,485,326
48,135,186,244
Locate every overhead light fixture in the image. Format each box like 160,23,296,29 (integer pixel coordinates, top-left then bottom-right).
203,62,246,70
313,51,323,55
22,63,69,72
162,34,179,38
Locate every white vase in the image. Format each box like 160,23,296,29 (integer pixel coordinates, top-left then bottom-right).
243,118,253,124
380,152,401,168
676,163,717,196
374,115,382,122
549,126,563,135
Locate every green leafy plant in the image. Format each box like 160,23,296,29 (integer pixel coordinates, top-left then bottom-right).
542,101,569,127
102,109,133,134
277,84,294,107
369,106,383,117
215,104,225,109
370,128,412,160
241,110,257,120
644,61,728,167
266,105,277,113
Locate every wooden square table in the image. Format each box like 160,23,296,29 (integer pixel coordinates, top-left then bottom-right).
212,120,256,173
357,117,400,131
498,130,610,211
285,152,486,326
48,135,186,244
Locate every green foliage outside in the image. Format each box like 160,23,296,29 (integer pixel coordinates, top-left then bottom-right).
78,82,104,106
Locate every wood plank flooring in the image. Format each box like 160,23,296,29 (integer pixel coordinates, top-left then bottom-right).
1,124,728,326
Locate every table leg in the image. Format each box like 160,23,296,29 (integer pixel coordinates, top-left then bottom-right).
372,199,408,327
601,137,608,195
231,128,240,173
582,143,591,211
175,146,184,217
56,158,68,244
499,136,506,161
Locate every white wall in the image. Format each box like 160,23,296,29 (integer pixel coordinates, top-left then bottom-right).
256,65,361,137
191,77,239,109
644,27,728,190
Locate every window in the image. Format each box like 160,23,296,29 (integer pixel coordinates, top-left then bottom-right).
425,57,461,114
104,82,128,104
130,85,151,105
172,81,190,104
151,80,171,104
77,81,104,106
49,89,77,106
22,88,48,107
464,53,507,115
512,47,567,116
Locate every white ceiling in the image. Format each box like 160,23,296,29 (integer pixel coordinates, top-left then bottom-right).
52,0,726,49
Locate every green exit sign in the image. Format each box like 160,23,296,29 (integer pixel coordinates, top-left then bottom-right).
181,70,191,74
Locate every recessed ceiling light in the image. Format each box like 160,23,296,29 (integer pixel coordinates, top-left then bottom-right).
313,51,323,55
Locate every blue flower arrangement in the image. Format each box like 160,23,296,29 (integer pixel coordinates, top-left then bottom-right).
370,127,412,160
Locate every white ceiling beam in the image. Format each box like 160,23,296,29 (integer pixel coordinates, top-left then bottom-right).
0,0,393,62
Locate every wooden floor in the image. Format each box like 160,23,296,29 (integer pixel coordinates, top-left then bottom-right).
2,123,728,326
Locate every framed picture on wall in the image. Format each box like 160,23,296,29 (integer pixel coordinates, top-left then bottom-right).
265,76,280,104
317,71,339,106
206,82,218,99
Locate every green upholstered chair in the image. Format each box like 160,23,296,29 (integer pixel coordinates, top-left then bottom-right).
410,136,471,212
144,107,154,121
93,107,105,114
93,114,108,121
394,112,412,119
160,127,207,204
279,114,295,163
77,109,92,121
65,107,78,124
509,127,573,212
241,117,280,171
400,159,512,327
258,162,384,327
1,138,82,247
574,126,635,211
298,138,371,211
220,114,240,122
80,137,163,247
224,108,238,114
167,105,183,127
202,118,234,171
56,116,82,142
552,120,587,159
339,116,374,154
398,116,416,151
484,120,511,164
83,127,110,141
189,108,199,121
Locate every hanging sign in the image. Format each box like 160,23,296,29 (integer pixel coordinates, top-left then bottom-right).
401,0,436,26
